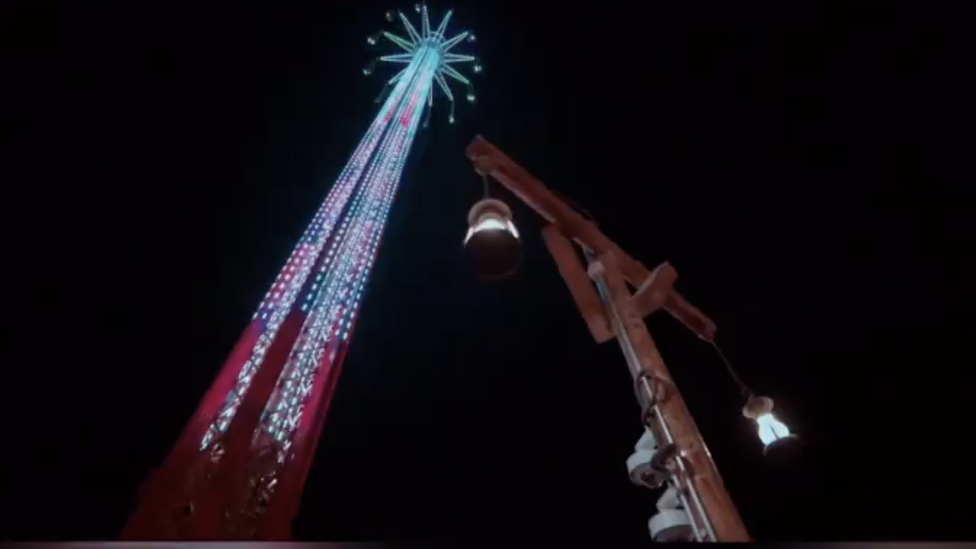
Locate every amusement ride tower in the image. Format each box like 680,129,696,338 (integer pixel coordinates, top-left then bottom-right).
122,5,480,539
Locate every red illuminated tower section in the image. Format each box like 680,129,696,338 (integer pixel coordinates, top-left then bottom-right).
122,6,480,539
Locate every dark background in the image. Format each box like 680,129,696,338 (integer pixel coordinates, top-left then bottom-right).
8,1,971,542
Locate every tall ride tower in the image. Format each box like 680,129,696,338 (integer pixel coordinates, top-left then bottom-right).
122,5,480,539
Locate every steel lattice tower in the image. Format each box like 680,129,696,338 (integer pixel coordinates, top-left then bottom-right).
122,5,480,539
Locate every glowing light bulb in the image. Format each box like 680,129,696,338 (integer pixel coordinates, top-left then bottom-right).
367,36,377,45
448,115,455,124
473,64,483,73
473,217,506,232
754,413,791,446
463,215,519,244
742,395,794,448
466,93,476,102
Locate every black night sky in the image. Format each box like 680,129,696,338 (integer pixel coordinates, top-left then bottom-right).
9,1,972,542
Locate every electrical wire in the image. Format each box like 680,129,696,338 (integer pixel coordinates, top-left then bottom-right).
550,189,755,404
551,189,596,224
709,340,754,398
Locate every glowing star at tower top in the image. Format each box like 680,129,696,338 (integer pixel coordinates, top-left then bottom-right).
368,4,482,124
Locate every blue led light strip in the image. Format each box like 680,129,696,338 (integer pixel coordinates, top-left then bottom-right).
198,6,477,464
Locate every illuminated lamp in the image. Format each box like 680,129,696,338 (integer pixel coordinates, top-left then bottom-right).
742,395,800,458
463,198,522,280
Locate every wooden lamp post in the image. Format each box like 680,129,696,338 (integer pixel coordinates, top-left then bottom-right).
463,135,752,542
